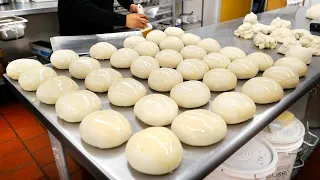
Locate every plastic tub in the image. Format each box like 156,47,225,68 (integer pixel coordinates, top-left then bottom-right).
206,138,278,180
259,118,305,180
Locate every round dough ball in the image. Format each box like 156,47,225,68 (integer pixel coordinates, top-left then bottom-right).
242,77,284,104
180,33,201,46
90,42,117,60
197,38,221,53
130,56,160,79
203,53,231,69
148,68,183,92
56,90,101,122
180,45,207,59
134,94,178,126
69,57,101,79
219,46,246,61
80,110,132,149
126,127,183,175
246,52,274,71
18,67,57,91
123,36,146,49
170,81,211,108
85,68,122,93
263,66,299,89
134,41,160,57
177,59,209,80
108,78,146,106
50,50,79,69
159,36,184,52
171,109,227,146
227,59,259,79
203,68,237,92
36,76,79,105
285,46,312,64
146,30,167,45
155,49,183,68
274,57,308,77
164,27,185,37
211,92,256,124
110,48,139,68
6,59,43,80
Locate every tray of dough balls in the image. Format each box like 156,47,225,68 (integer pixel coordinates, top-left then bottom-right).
4,24,319,180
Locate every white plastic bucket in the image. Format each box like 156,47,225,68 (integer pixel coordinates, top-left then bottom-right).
259,118,305,180
206,138,278,180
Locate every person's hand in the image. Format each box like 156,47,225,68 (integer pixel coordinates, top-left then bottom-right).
126,14,149,29
130,4,138,13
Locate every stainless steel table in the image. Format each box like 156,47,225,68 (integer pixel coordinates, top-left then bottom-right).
4,5,320,180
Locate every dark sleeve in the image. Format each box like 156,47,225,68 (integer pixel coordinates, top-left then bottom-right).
117,0,134,11
70,0,127,27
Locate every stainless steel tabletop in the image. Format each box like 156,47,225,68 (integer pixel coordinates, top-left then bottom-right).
4,5,320,180
0,2,58,16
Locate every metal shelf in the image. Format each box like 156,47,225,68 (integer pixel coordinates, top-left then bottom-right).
181,20,201,29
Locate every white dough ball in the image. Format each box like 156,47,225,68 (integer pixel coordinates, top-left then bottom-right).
85,68,122,93
6,59,43,80
50,50,79,69
56,90,101,122
18,67,57,91
90,42,117,60
180,45,207,59
134,94,178,126
130,56,160,79
197,38,221,54
203,53,231,69
171,109,227,146
203,68,237,92
159,36,184,52
146,30,167,45
69,57,101,79
126,127,183,175
155,49,183,68
227,59,259,79
274,57,308,77
263,66,299,89
80,110,132,149
242,77,284,104
177,59,209,80
148,68,183,92
246,52,274,71
134,41,160,57
170,81,211,108
36,76,79,105
110,48,139,68
211,92,256,124
164,27,185,37
219,46,246,61
285,46,313,64
108,78,146,106
306,4,320,19
180,33,201,46
123,36,146,49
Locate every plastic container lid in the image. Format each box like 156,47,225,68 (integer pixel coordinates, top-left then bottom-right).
259,118,305,144
217,138,278,179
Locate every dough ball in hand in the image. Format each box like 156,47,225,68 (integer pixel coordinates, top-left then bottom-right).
148,68,183,92
211,92,256,124
130,56,160,79
110,48,139,68
85,68,122,93
90,42,117,60
50,50,79,69
80,110,132,149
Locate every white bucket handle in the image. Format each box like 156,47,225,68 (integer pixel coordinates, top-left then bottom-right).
303,131,319,147
293,157,305,169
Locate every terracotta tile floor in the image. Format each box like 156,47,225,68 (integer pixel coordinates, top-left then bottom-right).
0,86,94,180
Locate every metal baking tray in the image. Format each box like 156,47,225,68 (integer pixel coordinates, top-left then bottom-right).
5,5,320,180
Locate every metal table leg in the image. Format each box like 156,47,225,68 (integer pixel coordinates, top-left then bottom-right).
48,130,71,180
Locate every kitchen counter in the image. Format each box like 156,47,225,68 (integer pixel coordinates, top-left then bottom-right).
0,2,58,16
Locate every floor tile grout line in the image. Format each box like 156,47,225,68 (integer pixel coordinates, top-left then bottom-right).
1,110,50,179
0,132,17,144
0,148,25,160
0,161,35,175
30,144,51,155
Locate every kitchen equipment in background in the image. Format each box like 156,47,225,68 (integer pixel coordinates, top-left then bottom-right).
29,41,53,63
0,0,9,5
31,0,57,3
187,14,198,23
179,12,199,24
0,16,27,41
